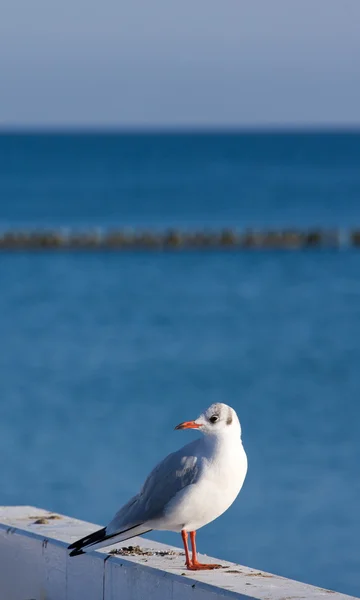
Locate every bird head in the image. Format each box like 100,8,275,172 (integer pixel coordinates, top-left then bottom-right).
175,403,241,437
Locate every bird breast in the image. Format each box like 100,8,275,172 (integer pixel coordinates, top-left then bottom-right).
201,438,247,507
163,438,247,532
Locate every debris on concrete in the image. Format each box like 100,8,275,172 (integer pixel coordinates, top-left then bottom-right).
109,545,180,557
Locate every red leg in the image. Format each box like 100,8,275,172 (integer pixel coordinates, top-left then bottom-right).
188,531,222,570
181,530,192,569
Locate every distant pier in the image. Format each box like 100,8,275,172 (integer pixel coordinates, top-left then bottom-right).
0,228,359,250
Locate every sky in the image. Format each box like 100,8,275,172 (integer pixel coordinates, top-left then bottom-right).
1,0,360,128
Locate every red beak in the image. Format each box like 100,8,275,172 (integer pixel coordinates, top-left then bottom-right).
174,420,201,430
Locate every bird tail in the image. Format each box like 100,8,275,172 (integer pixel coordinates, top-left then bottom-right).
68,523,152,557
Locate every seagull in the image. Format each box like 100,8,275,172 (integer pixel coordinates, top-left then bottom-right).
68,402,248,570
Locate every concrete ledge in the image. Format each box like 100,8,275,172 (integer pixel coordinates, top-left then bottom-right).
0,506,357,600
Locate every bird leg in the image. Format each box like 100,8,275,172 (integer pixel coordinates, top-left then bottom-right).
181,530,192,569
190,530,222,569
181,530,222,570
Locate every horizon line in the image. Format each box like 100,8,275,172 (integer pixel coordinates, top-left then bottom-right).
1,123,360,135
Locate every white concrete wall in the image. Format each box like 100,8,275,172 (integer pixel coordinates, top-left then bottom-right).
0,506,357,600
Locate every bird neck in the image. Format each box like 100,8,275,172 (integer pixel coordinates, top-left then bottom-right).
203,426,243,455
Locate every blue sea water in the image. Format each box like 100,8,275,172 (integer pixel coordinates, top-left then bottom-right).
0,133,360,596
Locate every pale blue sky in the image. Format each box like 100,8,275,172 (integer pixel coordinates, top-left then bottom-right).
1,0,360,128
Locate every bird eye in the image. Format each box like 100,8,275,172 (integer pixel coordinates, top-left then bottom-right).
209,415,219,424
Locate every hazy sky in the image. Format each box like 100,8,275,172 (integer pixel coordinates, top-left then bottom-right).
1,0,360,128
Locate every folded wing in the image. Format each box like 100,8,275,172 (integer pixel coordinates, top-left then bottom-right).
68,439,201,556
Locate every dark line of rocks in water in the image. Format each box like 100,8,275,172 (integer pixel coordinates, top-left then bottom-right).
0,229,359,250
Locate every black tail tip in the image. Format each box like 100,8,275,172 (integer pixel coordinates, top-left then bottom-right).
69,547,84,557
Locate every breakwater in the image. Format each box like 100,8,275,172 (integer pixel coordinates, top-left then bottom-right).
0,229,359,250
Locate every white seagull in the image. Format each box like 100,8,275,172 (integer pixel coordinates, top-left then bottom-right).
68,402,248,570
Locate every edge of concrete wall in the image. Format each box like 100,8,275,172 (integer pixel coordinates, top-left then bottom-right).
0,506,357,600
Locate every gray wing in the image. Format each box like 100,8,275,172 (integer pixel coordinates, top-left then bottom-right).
106,439,201,535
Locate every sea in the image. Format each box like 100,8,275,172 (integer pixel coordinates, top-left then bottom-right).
0,132,359,596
